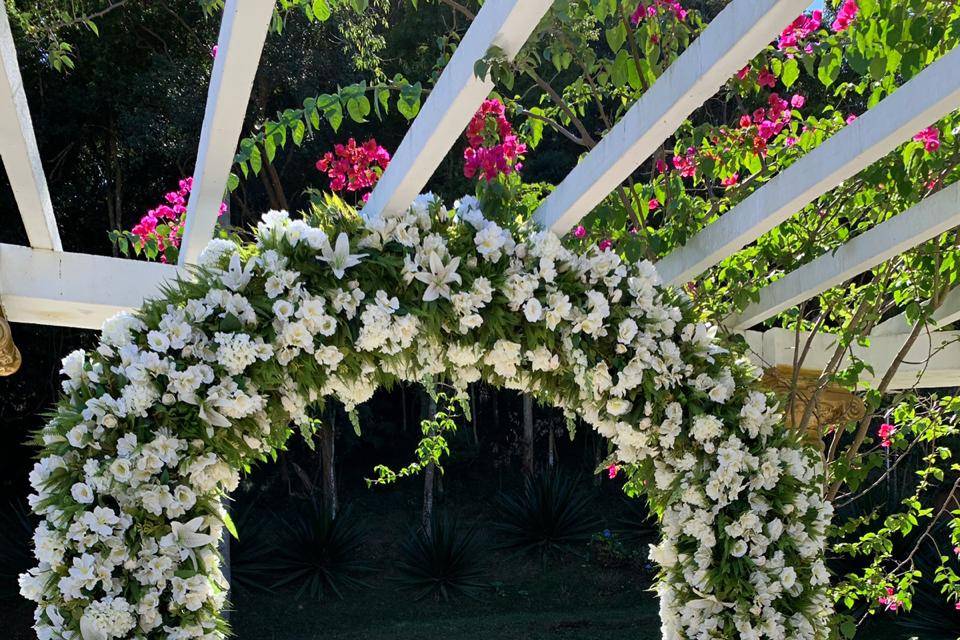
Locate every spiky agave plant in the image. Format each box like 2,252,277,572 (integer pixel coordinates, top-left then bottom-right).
395,514,488,601
272,502,372,599
493,471,601,561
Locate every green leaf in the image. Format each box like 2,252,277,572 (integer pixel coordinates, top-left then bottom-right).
781,58,799,89
249,145,262,175
222,510,239,540
312,0,331,20
818,47,842,87
227,172,240,191
398,82,422,120
291,120,305,146
605,23,627,53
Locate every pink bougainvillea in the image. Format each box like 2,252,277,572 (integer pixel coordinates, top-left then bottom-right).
878,587,902,612
573,225,587,239
630,0,687,25
777,10,822,51
913,126,941,153
463,99,526,182
316,138,391,200
671,146,698,178
130,177,226,263
878,422,897,448
832,0,859,32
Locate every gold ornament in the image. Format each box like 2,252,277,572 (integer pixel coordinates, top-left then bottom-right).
761,365,866,450
0,316,22,376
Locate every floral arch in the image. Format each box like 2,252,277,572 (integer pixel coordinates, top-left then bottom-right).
20,194,832,640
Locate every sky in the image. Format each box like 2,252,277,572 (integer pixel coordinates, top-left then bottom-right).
809,0,826,9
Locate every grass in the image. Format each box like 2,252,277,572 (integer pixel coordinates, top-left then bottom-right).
230,557,661,640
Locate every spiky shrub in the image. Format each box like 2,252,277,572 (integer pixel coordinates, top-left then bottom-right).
0,501,34,598
273,502,371,599
395,515,487,601
227,502,277,593
494,472,601,560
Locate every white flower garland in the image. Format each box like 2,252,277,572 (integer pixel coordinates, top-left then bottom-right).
21,194,833,639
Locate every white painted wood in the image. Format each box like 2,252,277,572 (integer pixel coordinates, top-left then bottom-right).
873,285,960,336
743,327,960,390
533,0,810,234
178,0,275,266
729,181,960,330
657,45,960,286
0,5,61,251
0,244,183,329
362,0,553,220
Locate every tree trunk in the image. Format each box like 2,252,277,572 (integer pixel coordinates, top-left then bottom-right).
421,395,438,535
321,408,338,519
522,393,534,475
547,423,556,468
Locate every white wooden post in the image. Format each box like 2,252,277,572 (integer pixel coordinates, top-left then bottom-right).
656,45,960,286
177,0,275,266
361,0,554,220
729,180,960,329
0,4,62,251
533,0,810,234
0,244,183,329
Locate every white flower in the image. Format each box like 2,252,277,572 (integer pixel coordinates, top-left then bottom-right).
71,482,94,504
523,298,543,322
146,331,170,353
606,398,632,416
168,517,216,549
731,540,749,557
318,232,366,279
414,253,461,301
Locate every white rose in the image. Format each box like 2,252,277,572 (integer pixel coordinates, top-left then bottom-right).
523,298,543,322
71,482,94,504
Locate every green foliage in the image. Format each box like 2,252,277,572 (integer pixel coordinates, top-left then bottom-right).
395,514,488,601
494,472,601,560
273,502,373,599
366,391,461,486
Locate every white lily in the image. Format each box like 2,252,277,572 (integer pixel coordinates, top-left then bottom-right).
318,232,366,279
220,252,256,292
170,517,217,548
414,253,461,301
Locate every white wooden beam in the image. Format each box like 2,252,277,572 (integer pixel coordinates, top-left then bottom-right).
0,4,61,251
532,0,810,234
657,45,960,286
729,181,960,330
361,0,553,220
178,0,275,266
873,285,960,336
0,244,183,329
744,327,960,390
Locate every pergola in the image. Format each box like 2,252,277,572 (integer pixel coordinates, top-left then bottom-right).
1,0,958,390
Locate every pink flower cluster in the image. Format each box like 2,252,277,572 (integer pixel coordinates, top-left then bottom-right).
777,10,822,51
878,422,897,448
734,93,803,156
671,146,697,178
130,177,226,262
316,138,391,199
631,0,687,25
832,0,859,32
463,99,526,182
878,586,902,612
913,126,941,153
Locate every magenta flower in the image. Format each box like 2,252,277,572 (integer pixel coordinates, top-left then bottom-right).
317,138,391,196
573,225,587,239
913,126,941,153
757,68,776,89
878,587,902,612
598,239,613,252
778,10,822,50
878,422,897,448
791,94,806,109
607,464,619,479
832,0,859,32
463,99,526,182
648,198,660,211
128,177,225,262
